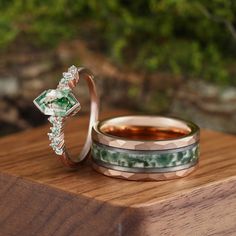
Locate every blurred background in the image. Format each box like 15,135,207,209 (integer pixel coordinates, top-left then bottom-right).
0,0,236,136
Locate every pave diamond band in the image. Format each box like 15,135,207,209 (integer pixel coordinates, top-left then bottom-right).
34,66,99,167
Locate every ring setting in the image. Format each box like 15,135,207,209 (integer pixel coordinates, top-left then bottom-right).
34,66,81,156
91,115,200,180
33,65,99,166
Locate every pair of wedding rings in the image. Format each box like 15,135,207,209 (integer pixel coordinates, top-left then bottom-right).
34,66,200,181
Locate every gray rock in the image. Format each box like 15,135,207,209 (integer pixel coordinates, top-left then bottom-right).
220,87,236,101
21,61,55,78
172,80,236,133
0,77,19,96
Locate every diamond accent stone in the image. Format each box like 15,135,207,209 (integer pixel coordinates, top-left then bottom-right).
52,138,61,145
47,132,54,140
55,148,63,155
59,78,67,84
48,119,64,155
63,72,73,80
48,116,63,124
68,65,77,75
50,127,60,136
57,65,78,90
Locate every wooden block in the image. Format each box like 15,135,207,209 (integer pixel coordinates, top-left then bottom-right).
0,110,236,236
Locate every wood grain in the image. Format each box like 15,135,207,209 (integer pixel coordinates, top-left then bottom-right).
0,110,236,236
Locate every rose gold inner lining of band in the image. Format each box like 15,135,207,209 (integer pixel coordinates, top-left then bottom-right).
101,125,190,141
93,116,199,150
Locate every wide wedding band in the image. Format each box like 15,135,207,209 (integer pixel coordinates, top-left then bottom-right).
34,66,99,167
91,116,200,181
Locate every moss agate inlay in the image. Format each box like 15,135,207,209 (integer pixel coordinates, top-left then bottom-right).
91,142,199,169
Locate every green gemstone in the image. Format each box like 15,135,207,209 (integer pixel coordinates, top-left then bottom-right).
34,89,80,117
91,143,199,169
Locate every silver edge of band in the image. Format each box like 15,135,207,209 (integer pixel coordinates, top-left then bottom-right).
92,141,199,154
92,159,198,173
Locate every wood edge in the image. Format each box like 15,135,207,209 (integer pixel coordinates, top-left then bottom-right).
132,175,236,209
1,161,236,209
132,176,236,235
0,171,147,236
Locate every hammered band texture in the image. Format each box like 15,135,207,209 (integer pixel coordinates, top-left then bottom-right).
92,162,198,181
91,116,200,180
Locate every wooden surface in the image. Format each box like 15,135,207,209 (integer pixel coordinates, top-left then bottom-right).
1,110,236,236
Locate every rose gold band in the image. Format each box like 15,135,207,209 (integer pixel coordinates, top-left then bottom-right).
92,116,200,150
92,162,198,181
91,115,199,180
60,68,99,167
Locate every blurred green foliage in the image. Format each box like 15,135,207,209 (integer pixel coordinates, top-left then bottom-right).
1,0,236,85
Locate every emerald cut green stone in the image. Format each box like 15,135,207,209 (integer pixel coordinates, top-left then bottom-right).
34,89,80,117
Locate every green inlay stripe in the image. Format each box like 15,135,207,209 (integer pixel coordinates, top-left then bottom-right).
91,142,199,169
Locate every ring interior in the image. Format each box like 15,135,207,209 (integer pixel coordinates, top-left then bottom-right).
98,116,195,141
